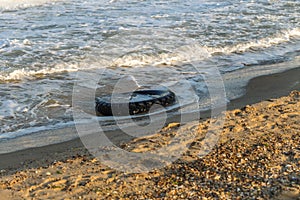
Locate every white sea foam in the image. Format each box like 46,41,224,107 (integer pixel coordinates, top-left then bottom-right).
0,121,75,140
0,28,299,81
112,45,211,67
210,28,300,54
0,63,79,81
100,28,300,68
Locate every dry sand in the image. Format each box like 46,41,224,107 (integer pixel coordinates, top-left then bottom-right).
0,68,299,199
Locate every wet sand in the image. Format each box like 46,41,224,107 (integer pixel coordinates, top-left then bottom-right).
0,67,299,199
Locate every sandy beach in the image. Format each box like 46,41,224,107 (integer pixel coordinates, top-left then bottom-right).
0,67,299,199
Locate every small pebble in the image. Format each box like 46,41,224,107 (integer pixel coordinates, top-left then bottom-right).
45,172,51,176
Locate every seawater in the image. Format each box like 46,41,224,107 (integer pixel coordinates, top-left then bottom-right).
0,0,299,152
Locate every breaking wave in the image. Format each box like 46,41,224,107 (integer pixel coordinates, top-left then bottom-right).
210,28,300,54
0,28,299,81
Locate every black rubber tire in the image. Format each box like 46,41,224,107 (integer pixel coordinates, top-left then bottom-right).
95,89,176,116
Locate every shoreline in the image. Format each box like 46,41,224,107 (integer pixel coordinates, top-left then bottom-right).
0,67,299,199
0,67,300,173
